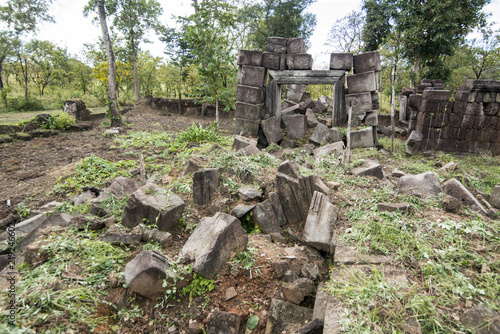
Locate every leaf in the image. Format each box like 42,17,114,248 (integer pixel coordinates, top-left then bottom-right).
246,315,259,330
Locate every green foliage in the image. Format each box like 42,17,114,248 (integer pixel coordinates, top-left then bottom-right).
37,111,75,130
113,131,174,149
181,273,215,308
176,122,223,144
15,202,30,219
240,212,257,234
231,247,257,271
53,155,136,194
246,315,259,330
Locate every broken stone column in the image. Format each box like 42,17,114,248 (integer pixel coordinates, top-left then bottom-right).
124,250,168,298
252,199,281,234
64,99,91,121
276,161,308,224
303,191,339,252
121,184,185,232
193,168,220,206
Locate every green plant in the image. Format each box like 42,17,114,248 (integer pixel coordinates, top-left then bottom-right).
15,203,31,219
181,273,215,308
176,122,223,144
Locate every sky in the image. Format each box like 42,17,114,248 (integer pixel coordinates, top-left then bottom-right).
6,0,500,69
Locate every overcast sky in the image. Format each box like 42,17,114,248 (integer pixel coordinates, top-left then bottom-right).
5,0,500,69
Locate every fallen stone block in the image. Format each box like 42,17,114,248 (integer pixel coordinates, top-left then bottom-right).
309,123,329,145
285,87,304,103
399,172,442,197
442,195,462,213
303,191,338,252
364,111,378,126
193,168,220,206
124,250,168,298
461,304,500,334
330,52,353,71
312,282,329,321
300,175,330,206
183,156,210,175
265,299,313,334
181,212,248,279
231,135,257,151
231,205,255,218
351,160,384,179
16,213,47,234
238,144,261,156
237,50,263,66
326,128,343,143
334,245,394,265
282,278,315,305
350,127,375,148
269,192,287,226
442,178,487,215
346,71,378,94
305,108,319,128
406,131,423,155
377,202,411,213
314,99,328,113
121,184,185,231
17,212,73,252
207,310,241,334
276,161,308,224
252,199,281,234
239,187,261,201
101,224,142,246
353,51,381,73
314,141,344,159
490,185,500,210
261,116,284,144
287,115,307,140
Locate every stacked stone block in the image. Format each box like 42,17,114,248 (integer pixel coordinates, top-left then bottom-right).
412,79,500,156
236,50,267,138
403,80,443,132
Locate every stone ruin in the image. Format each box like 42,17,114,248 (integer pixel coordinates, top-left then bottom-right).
235,37,381,150
400,79,500,156
63,99,91,121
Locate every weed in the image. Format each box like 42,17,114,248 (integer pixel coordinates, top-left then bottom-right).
15,203,31,219
181,273,215,309
176,122,223,144
112,131,174,149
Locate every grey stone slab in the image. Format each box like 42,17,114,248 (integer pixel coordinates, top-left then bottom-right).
121,184,185,231
305,108,319,128
285,87,304,103
377,202,411,213
287,38,306,54
313,141,344,159
265,299,314,334
276,171,308,225
252,199,281,234
287,53,313,70
345,92,372,113
181,212,248,279
300,174,330,207
261,116,284,144
330,52,353,71
287,115,307,140
269,192,287,226
239,187,261,201
350,127,375,148
312,282,329,321
334,246,394,265
351,160,384,179
237,50,263,66
406,131,423,155
238,65,267,87
398,171,442,197
231,135,257,151
192,168,220,206
17,212,73,252
364,111,378,126
235,102,263,121
353,51,381,73
461,305,500,334
182,156,210,175
443,178,487,214
326,128,343,143
303,191,338,252
346,71,378,94
16,213,47,234
124,250,168,298
236,118,259,138
262,51,281,70
231,205,255,218
309,122,329,145
422,89,451,101
236,85,264,104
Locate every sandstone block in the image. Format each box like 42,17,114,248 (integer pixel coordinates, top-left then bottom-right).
346,71,378,94
237,50,263,66
330,52,353,71
353,51,381,73
303,191,338,252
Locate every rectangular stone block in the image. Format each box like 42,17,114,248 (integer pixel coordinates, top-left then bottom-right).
286,115,307,140
236,102,263,121
461,114,475,129
314,99,328,113
266,37,288,53
262,52,280,70
474,114,486,128
236,85,264,104
457,128,466,141
282,99,298,110
238,65,266,87
454,91,469,102
452,101,468,114
478,129,492,142
485,116,498,130
417,83,432,93
285,88,304,103
287,38,306,54
346,71,378,94
465,102,480,115
351,127,375,148
345,92,372,113
422,90,451,101
484,102,499,116
408,94,422,110
365,111,378,126
431,112,445,128
353,51,381,74
237,50,263,66
261,116,284,144
236,118,259,138
483,92,495,103
490,128,499,142
456,141,469,152
330,53,353,71
287,53,313,70
465,128,478,141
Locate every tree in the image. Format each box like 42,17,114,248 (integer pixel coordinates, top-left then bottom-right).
362,0,490,85
106,0,163,103
178,0,238,127
85,0,122,126
325,10,365,54
244,0,317,50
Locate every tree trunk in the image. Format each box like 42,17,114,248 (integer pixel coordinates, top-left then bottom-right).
131,34,140,103
411,56,421,88
193,0,199,13
391,65,396,153
97,0,122,127
17,53,29,103
178,65,183,114
343,101,352,166
0,56,5,91
215,99,219,131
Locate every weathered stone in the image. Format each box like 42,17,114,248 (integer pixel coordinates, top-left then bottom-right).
236,118,259,138
313,282,329,321
276,162,308,224
305,108,319,128
442,195,462,213
314,141,344,159
266,37,288,52
231,205,255,218
300,175,330,206
442,178,487,214
326,128,343,144
252,199,281,234
236,85,264,104
489,185,500,209
142,228,172,248
17,212,73,252
346,71,378,94
101,224,141,245
278,160,300,178
461,305,500,334
235,102,263,121
282,278,315,305
72,215,105,230
299,98,316,112
181,212,248,279
365,111,378,126
64,99,91,121
330,53,353,71
353,51,381,74
121,184,185,231
345,92,372,113
207,310,241,334
105,176,140,199
399,172,442,197
237,50,263,66
303,191,338,252
238,144,261,156
183,156,210,175
351,160,384,179
406,131,423,155
288,37,306,54
224,287,238,301
314,99,328,113
262,51,281,70
232,135,257,152
270,232,286,243
309,123,329,145
124,250,168,298
265,299,313,334
193,168,220,206
377,202,411,213
269,192,287,226
334,245,394,265
287,115,307,139
287,53,313,70
72,190,97,206
16,213,47,233
351,127,375,148
422,90,451,101
285,88,304,103
261,116,284,144
239,187,261,201
439,161,458,173
238,65,267,87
